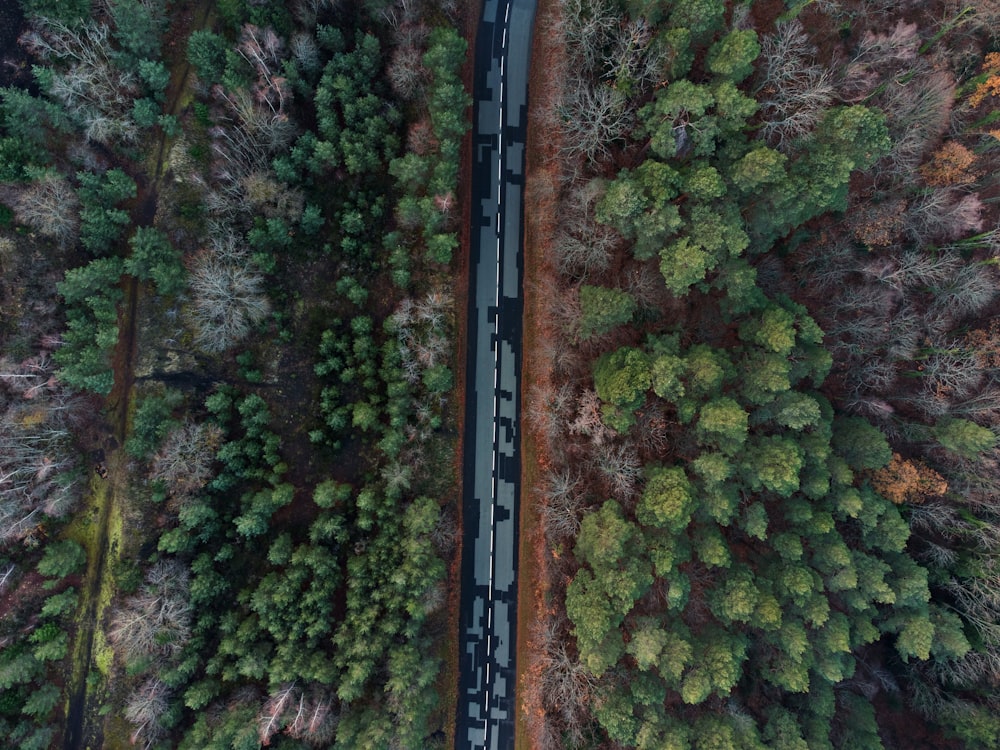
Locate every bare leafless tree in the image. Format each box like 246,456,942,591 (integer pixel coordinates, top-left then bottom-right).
390,287,454,385
240,171,304,221
536,615,595,747
0,355,81,544
387,44,427,101
13,172,80,249
602,18,665,92
540,469,586,542
108,560,191,664
927,262,997,327
259,682,300,746
569,388,614,446
22,18,142,146
186,247,271,353
860,250,963,292
874,71,956,182
285,687,337,746
558,0,618,72
0,563,15,594
125,678,169,750
291,0,340,26
592,442,641,501
906,189,983,246
919,347,985,405
558,79,634,162
754,20,835,151
150,420,223,500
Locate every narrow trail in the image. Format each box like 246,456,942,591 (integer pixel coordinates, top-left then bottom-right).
62,4,213,748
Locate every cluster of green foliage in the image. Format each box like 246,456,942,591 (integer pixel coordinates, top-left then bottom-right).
573,310,969,745
126,387,184,459
77,168,137,255
0,87,65,180
4,0,465,744
152,371,448,746
3,0,177,393
313,316,384,447
549,5,1000,748
141,4,467,746
270,30,398,272
125,226,186,296
389,27,471,269
0,544,84,749
54,257,125,394
597,40,888,300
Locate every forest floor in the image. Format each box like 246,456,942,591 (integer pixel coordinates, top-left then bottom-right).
516,0,563,745
438,0,482,746
60,3,214,747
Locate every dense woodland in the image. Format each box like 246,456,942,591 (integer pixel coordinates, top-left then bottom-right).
0,0,467,747
524,0,1000,748
5,0,1000,749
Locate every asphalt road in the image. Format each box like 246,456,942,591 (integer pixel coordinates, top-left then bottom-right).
456,0,536,748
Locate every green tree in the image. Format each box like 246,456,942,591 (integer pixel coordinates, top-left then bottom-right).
831,416,891,471
743,435,804,496
683,163,726,201
683,628,747,703
20,683,59,719
754,391,823,430
77,169,136,255
36,540,86,579
763,706,809,750
626,618,670,671
693,523,731,568
640,80,716,159
709,565,759,625
593,347,651,431
637,466,694,532
931,417,996,458
650,351,686,403
596,164,683,260
568,501,652,675
660,237,713,296
696,397,749,454
706,30,760,82
579,285,637,339
19,0,91,21
730,146,788,194
684,344,731,398
41,587,79,618
668,0,726,39
740,304,797,355
187,29,229,86
126,226,186,296
108,0,168,61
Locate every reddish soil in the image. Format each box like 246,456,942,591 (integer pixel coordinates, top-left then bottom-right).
436,2,479,746
516,0,566,745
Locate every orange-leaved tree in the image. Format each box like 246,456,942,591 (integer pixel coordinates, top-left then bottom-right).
872,453,948,505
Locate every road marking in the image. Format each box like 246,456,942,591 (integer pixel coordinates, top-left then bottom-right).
476,6,515,747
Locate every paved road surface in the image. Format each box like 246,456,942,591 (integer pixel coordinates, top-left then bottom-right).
456,0,535,748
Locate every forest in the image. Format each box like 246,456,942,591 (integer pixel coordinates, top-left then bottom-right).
3,0,1000,748
0,0,467,747
521,0,1000,748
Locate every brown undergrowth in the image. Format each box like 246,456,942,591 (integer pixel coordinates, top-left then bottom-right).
517,0,567,745
437,1,480,747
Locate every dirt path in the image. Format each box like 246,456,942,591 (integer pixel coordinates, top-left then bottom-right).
62,4,214,748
